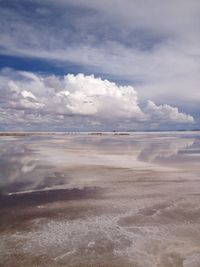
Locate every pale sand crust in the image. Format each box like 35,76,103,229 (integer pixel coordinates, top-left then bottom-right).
0,133,200,266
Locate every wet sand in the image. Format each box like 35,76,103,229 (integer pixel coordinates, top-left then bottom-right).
0,133,200,267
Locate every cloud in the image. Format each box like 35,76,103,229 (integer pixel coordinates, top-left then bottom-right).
21,90,37,100
1,1,200,92
0,70,195,130
145,100,194,124
0,0,199,127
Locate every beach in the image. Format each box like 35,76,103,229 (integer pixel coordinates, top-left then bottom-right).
0,132,200,267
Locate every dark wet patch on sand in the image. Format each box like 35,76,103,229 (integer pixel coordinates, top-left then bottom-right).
0,187,102,233
0,187,100,208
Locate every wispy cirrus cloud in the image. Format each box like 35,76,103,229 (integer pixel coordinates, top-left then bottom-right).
1,1,200,81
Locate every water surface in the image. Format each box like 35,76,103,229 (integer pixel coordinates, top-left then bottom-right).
0,132,200,267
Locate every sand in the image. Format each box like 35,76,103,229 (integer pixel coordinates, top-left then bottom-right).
0,132,200,267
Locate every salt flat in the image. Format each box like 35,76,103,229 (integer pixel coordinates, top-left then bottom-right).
0,132,200,267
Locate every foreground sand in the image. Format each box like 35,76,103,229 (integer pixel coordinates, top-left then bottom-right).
0,133,200,266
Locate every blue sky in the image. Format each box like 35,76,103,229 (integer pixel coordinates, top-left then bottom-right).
0,0,199,131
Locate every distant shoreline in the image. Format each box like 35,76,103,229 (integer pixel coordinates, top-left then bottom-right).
0,130,199,137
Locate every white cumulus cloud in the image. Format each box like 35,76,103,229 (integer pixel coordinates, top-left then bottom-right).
63,74,144,120
145,100,194,124
0,70,195,130
21,90,37,100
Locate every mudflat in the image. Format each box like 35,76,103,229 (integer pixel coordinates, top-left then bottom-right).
0,132,200,267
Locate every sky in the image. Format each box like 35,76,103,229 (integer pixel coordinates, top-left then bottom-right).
0,0,199,131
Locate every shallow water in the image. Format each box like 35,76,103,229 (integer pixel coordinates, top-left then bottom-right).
0,132,200,266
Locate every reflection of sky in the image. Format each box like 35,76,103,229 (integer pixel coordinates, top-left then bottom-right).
0,134,199,195
137,137,195,162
